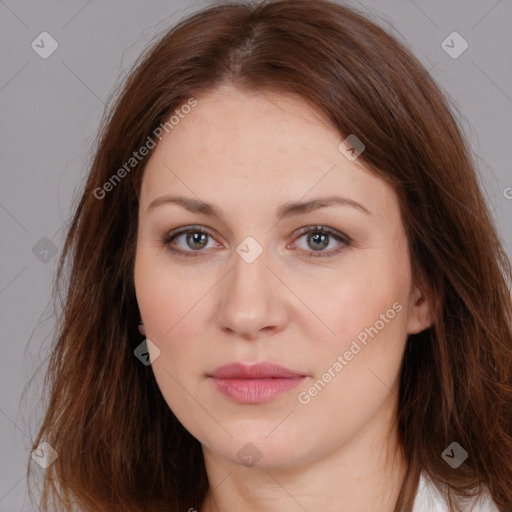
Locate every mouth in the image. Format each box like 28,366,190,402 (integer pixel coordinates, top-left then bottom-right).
207,362,307,404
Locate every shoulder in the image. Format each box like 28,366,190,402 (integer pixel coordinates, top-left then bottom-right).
412,472,500,512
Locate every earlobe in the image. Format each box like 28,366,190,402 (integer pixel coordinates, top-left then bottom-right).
406,285,433,335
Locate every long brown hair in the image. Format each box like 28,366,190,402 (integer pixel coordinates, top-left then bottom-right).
27,1,512,510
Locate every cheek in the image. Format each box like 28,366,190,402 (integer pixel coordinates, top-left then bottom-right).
300,252,410,391
134,252,207,418
133,249,219,401
293,277,408,446
134,249,208,340
303,264,408,348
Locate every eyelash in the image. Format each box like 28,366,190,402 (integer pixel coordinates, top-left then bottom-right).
161,225,351,259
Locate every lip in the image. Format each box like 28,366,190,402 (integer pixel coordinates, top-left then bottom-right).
207,362,307,404
208,362,305,379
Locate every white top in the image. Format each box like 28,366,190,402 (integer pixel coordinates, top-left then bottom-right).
412,472,500,512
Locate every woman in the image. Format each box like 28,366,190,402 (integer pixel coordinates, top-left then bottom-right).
28,1,512,511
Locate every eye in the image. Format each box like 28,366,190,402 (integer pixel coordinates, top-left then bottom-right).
162,226,219,258
161,224,351,259
289,225,350,258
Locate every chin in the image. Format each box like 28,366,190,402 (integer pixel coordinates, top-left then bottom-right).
200,424,320,469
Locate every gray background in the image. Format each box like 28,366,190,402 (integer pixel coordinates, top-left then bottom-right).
0,0,511,510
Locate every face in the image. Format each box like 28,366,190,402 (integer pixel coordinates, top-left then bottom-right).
133,84,431,469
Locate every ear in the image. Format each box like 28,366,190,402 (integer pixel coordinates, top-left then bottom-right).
406,284,433,335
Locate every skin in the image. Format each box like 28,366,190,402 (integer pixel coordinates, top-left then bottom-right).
133,83,432,512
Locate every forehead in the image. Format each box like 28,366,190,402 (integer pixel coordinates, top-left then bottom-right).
139,84,398,223
163,85,340,161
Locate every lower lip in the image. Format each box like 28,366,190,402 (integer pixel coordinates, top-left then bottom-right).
209,377,305,404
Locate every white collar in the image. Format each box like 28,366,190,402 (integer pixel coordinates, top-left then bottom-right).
412,472,499,512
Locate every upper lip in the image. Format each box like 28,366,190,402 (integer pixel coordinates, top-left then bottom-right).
208,362,306,379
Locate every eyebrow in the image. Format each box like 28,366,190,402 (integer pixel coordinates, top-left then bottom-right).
146,194,372,220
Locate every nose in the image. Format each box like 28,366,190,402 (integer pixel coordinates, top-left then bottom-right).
216,244,290,340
